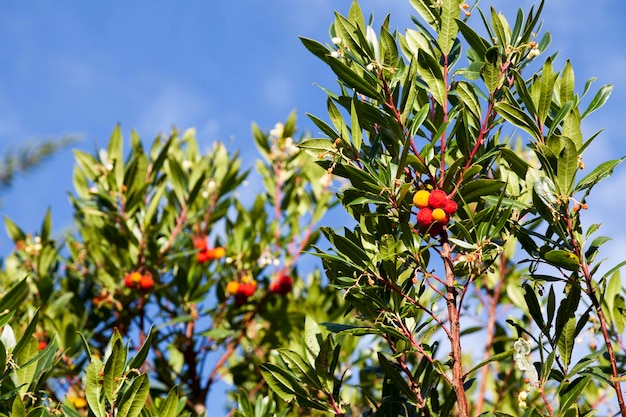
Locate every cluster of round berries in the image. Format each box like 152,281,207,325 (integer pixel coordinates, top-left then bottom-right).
225,273,294,306
226,279,257,305
123,271,154,291
412,189,458,235
193,238,226,263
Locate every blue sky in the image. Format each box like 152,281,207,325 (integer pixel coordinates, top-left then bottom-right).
1,0,624,245
0,0,624,411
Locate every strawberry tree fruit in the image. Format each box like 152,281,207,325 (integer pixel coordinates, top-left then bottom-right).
139,274,154,291
412,189,430,208
428,189,448,209
444,199,458,215
269,274,293,295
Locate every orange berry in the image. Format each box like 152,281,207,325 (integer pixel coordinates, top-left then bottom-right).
38,340,47,351
412,190,430,208
428,190,448,208
213,247,226,258
139,275,154,290
226,281,240,295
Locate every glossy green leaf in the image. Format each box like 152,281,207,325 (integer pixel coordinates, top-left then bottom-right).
117,374,150,417
537,57,556,125
494,102,541,140
103,333,127,402
559,60,575,105
439,0,461,55
543,250,580,271
378,352,416,401
417,53,446,106
523,283,545,332
556,136,578,195
409,0,438,29
581,84,613,119
259,364,297,402
85,357,106,417
278,349,324,391
574,157,625,192
458,179,505,204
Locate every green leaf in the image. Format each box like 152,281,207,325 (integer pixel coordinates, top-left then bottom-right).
85,357,106,417
456,19,489,58
350,96,362,153
439,0,461,55
559,375,590,413
117,374,150,417
304,316,322,361
13,310,39,358
300,37,383,100
278,349,324,391
128,327,154,370
107,124,125,191
523,283,545,332
464,350,514,377
457,179,505,204
409,0,438,29
555,283,581,344
494,102,541,141
4,216,26,242
103,332,127,402
380,26,398,69
559,60,575,105
537,57,556,126
378,352,416,402
555,136,578,195
574,157,625,192
581,84,613,119
543,250,580,272
12,395,26,417
259,364,296,402
417,53,447,106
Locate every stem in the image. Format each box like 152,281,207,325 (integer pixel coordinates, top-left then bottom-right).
566,211,626,415
441,233,469,417
472,255,506,416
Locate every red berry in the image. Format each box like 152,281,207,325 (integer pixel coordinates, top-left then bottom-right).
444,199,458,215
270,274,293,295
428,190,448,209
139,275,154,290
193,237,208,250
196,249,210,263
416,208,434,227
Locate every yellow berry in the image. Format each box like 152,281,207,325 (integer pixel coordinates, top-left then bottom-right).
413,190,430,208
226,281,239,295
432,208,447,223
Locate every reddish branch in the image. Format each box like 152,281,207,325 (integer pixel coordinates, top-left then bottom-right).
441,234,469,417
564,207,626,415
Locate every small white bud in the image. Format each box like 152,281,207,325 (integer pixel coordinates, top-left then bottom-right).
366,63,374,71
331,37,342,45
182,160,193,170
330,51,340,58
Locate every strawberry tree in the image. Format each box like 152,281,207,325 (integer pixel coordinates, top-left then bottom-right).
257,0,625,416
0,114,358,416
